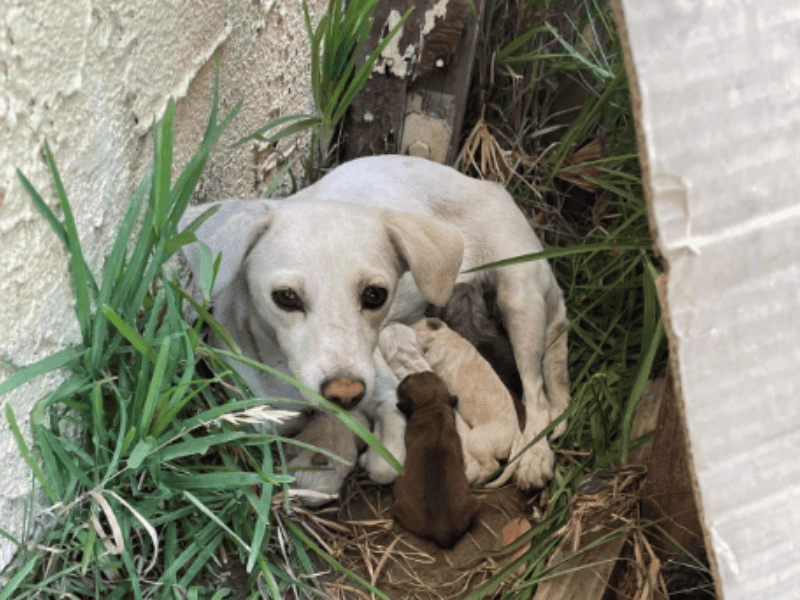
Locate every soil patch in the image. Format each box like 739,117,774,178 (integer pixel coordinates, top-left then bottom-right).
298,473,541,599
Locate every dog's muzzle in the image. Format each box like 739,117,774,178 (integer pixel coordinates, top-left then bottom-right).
321,376,365,409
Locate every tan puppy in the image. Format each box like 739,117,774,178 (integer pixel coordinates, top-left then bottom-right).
413,318,525,487
426,281,523,401
391,372,480,549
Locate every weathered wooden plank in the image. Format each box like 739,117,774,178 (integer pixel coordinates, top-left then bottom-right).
345,0,486,164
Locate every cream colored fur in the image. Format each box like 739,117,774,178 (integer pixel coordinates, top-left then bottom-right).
413,318,526,487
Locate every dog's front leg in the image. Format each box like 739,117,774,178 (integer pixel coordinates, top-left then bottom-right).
286,409,368,506
358,349,407,484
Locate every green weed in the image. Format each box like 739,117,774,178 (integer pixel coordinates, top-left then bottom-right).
0,67,394,599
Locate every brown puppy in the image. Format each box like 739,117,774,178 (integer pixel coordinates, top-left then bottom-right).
391,372,480,549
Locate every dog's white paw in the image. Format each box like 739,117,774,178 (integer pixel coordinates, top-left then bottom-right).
289,451,353,507
359,447,404,484
285,411,366,506
513,438,555,490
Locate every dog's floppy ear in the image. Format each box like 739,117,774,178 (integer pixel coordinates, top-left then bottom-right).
381,210,464,307
179,199,275,296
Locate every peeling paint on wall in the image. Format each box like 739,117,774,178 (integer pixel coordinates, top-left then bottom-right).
0,0,325,573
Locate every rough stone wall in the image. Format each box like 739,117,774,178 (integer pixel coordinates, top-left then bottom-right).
0,0,324,570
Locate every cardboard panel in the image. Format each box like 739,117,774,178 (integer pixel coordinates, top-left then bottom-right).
614,1,800,598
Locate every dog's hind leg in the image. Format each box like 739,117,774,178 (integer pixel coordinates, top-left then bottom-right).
543,289,570,439
494,269,555,490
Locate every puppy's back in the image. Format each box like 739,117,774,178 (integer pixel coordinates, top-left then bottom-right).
392,373,480,548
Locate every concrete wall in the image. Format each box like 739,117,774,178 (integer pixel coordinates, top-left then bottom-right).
0,0,324,570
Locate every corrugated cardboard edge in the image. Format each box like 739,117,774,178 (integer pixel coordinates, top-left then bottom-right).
608,1,723,597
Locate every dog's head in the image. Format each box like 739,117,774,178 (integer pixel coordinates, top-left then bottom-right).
396,371,458,419
184,200,463,409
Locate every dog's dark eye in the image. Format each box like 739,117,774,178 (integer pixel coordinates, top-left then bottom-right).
272,289,304,312
361,286,388,310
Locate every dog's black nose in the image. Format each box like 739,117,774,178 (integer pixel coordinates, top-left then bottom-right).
321,376,365,409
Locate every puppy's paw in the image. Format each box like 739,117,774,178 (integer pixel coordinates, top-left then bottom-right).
513,438,555,490
360,447,403,485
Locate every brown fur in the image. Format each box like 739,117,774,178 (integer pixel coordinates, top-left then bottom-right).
391,372,480,548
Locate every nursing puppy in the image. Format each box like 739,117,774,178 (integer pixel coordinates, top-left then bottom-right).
426,281,525,426
413,318,525,487
391,372,479,549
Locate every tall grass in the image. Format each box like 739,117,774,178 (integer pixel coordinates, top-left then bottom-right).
456,0,668,596
0,68,395,599
234,0,412,183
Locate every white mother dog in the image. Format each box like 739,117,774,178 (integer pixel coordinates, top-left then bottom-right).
179,155,569,494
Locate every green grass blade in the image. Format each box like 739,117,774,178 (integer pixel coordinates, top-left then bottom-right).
619,267,665,463
152,99,175,237
330,7,413,126
169,99,243,229
465,241,647,273
0,347,82,397
247,449,274,572
171,286,241,353
16,169,67,247
138,335,172,438
5,404,58,503
41,142,97,343
283,518,389,599
231,112,315,148
183,491,251,553
0,553,40,600
162,470,293,490
37,426,94,489
90,168,151,369
100,304,157,363
158,431,250,463
173,204,220,239
204,62,221,141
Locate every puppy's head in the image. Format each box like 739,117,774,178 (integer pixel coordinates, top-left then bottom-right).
396,371,457,418
235,202,462,409
410,317,449,352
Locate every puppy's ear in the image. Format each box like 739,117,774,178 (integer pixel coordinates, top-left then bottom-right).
179,200,276,296
396,396,414,419
381,210,464,307
449,395,459,409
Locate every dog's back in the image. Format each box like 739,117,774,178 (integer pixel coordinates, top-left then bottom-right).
392,372,480,548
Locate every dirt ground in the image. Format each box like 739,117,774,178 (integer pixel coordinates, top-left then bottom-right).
300,474,541,600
